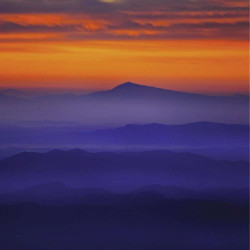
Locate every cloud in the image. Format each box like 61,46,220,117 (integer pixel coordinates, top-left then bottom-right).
0,0,248,41
0,0,248,14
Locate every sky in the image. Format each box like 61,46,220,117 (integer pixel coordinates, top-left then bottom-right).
0,0,249,94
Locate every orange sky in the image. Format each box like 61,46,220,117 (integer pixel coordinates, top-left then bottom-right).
0,0,249,94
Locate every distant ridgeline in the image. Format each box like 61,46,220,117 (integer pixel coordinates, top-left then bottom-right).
0,149,248,194
0,82,248,125
0,122,248,147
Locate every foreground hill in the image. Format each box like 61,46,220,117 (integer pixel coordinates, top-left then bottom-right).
0,199,248,250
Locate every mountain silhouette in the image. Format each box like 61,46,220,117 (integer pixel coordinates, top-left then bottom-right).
85,82,248,102
0,182,115,205
0,182,248,206
0,82,248,125
86,121,248,146
0,122,248,148
0,149,248,194
134,184,249,202
0,88,27,97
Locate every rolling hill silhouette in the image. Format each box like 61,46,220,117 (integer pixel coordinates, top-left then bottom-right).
0,149,248,193
0,182,248,206
84,121,248,146
0,122,248,148
0,82,248,250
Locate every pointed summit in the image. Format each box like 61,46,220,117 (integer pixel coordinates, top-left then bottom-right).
112,82,143,91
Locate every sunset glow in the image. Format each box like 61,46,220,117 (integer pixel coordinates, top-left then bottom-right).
0,0,249,94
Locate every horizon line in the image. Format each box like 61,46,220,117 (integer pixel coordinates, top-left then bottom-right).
0,81,249,97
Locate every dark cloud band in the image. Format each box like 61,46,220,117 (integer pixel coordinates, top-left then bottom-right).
0,0,248,40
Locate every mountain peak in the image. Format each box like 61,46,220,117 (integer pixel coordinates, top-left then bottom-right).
121,82,138,86
113,82,144,90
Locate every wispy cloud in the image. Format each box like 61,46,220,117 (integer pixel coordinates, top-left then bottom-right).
0,0,248,41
